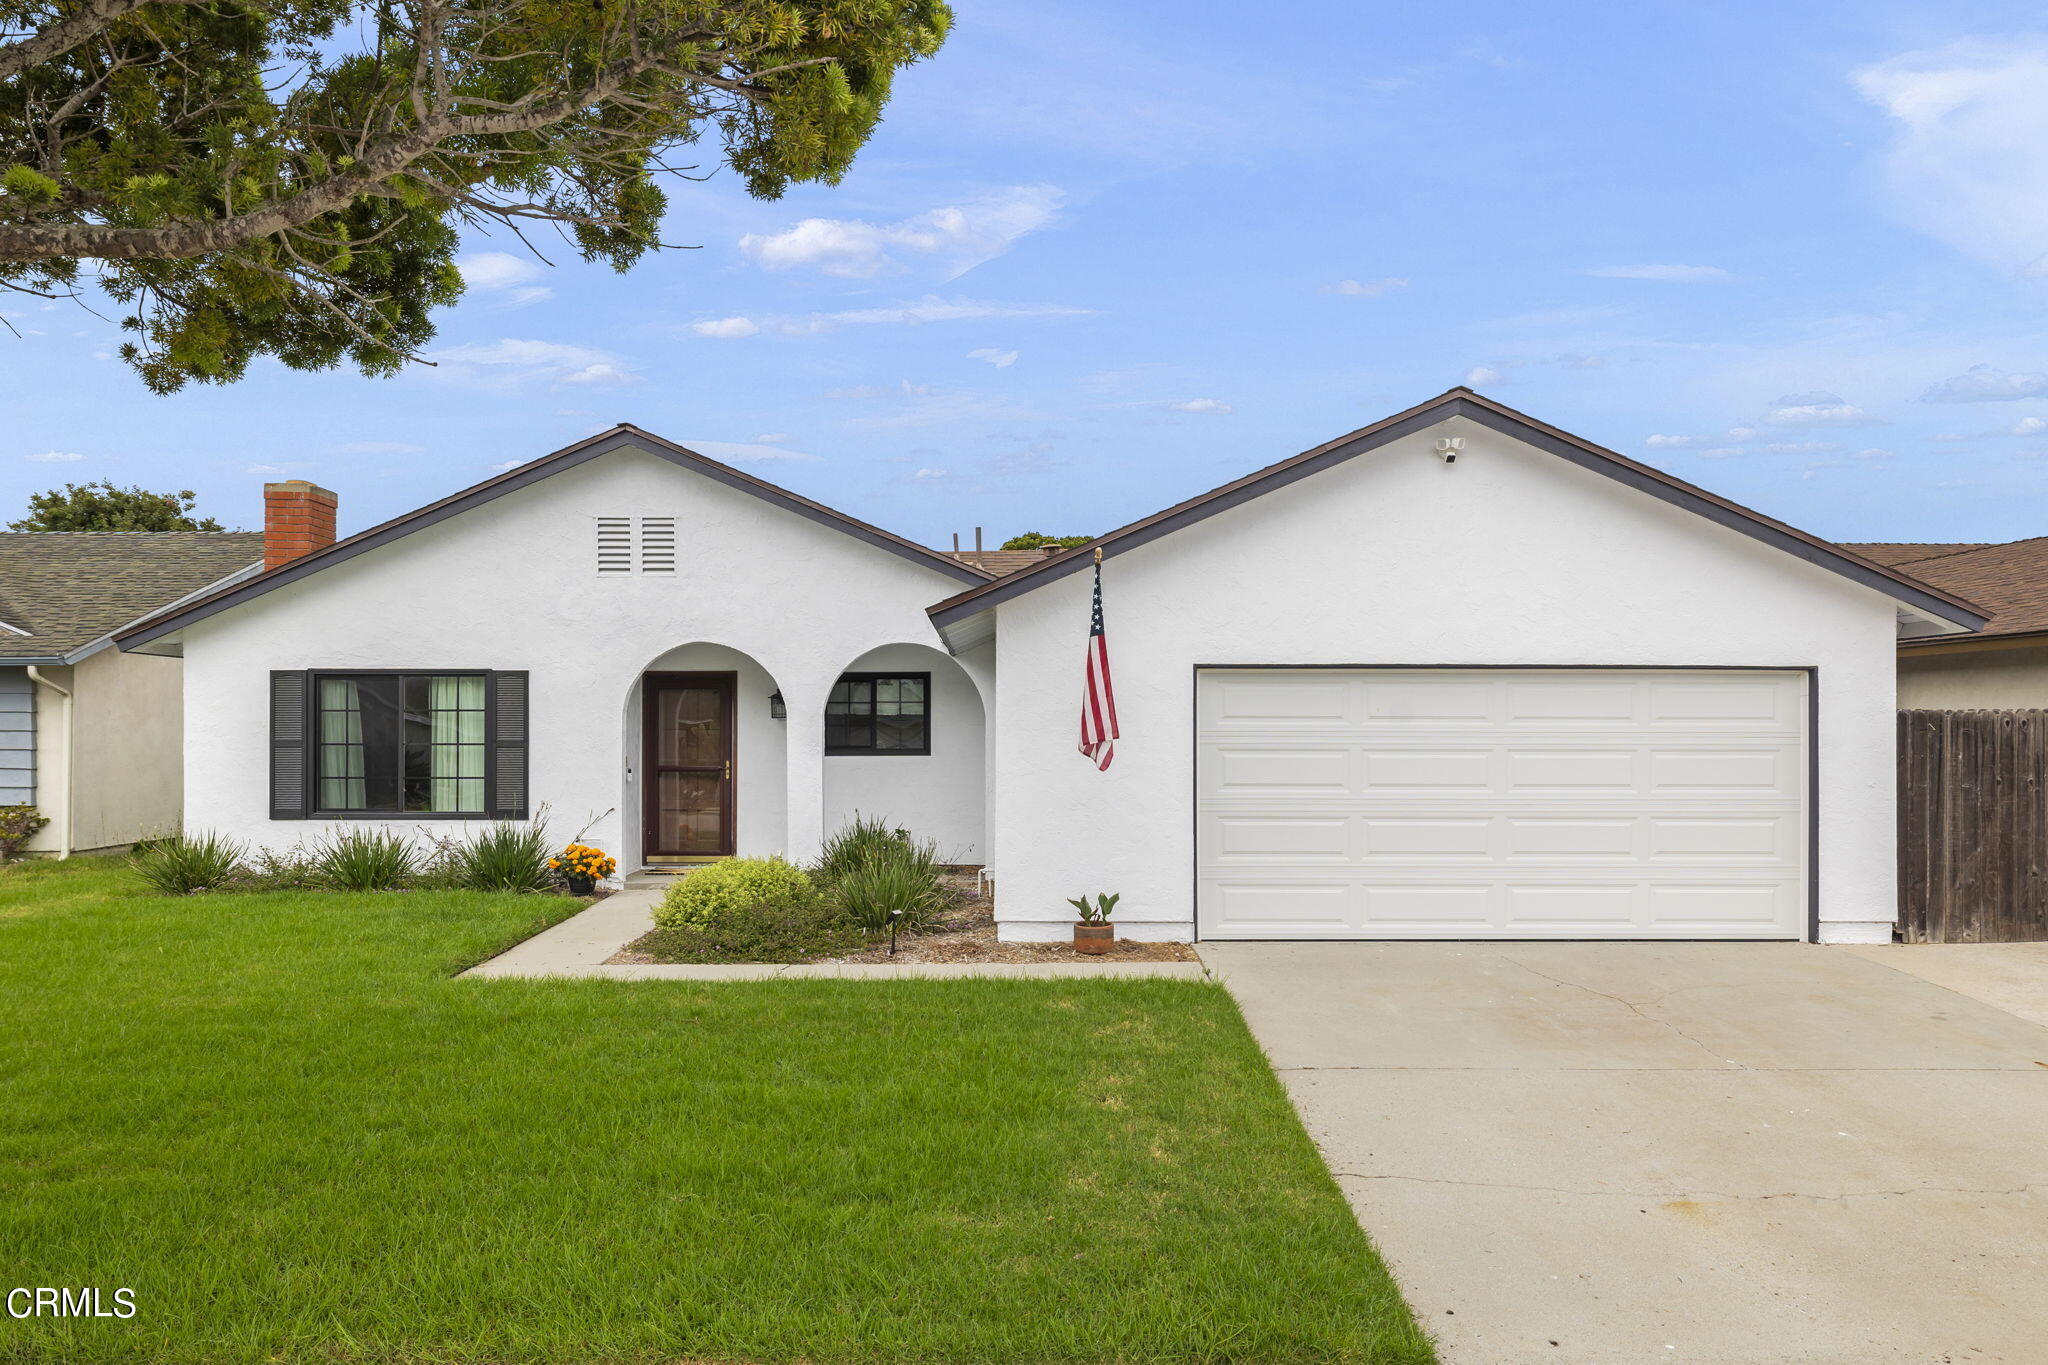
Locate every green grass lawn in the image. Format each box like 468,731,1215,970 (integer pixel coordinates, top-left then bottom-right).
0,857,1431,1365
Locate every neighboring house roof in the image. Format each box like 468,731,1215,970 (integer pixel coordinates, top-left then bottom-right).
944,548,1064,576
1841,542,1990,568
1843,537,2048,648
0,532,265,663
117,424,991,653
927,389,1992,636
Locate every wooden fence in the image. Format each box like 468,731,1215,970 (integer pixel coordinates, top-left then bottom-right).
1898,709,2048,943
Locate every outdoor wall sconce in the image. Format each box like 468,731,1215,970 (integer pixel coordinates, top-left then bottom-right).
768,690,787,720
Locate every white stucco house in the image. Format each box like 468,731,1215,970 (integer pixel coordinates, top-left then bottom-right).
116,389,1987,944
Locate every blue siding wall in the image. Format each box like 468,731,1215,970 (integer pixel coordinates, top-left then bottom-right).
0,669,33,805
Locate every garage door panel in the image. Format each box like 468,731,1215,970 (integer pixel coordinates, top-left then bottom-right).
1212,748,1350,792
1505,748,1637,791
1363,748,1493,789
1360,884,1495,929
1503,884,1639,927
1505,817,1637,857
1213,816,1350,860
1363,679,1493,722
1361,817,1494,858
1646,816,1789,859
1647,679,1796,727
1504,680,1640,724
1648,749,1788,792
1203,677,1351,727
1209,882,1353,932
1196,669,1806,941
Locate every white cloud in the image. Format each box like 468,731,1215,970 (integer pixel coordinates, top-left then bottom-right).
2014,416,2048,436
968,347,1019,368
1761,391,1879,426
692,297,1089,339
25,449,83,462
1726,426,1759,441
1464,366,1503,386
909,467,952,481
1169,397,1233,414
1581,264,1730,281
429,338,640,388
1856,40,2048,273
1699,447,1746,458
489,459,525,473
1853,447,1895,459
1921,363,2048,402
754,432,790,445
1326,276,1409,298
738,186,1062,279
1644,434,1695,449
332,440,425,455
831,381,1032,428
458,251,551,305
245,463,289,476
680,439,820,464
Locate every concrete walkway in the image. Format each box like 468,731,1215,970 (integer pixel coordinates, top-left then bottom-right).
1844,941,2048,1031
1200,941,2048,1365
462,890,1208,980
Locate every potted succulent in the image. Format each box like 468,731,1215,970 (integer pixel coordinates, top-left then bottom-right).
549,842,616,895
1066,892,1120,955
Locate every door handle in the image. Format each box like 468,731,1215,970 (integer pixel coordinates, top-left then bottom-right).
724,759,732,780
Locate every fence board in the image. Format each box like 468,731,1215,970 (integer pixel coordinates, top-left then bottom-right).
1899,709,2048,942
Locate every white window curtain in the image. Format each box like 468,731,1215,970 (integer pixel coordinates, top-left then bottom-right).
318,679,366,809
429,675,485,812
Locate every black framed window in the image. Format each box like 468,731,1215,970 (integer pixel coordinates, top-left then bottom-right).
313,672,488,814
825,673,930,755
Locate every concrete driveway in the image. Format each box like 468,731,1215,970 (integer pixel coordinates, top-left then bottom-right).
1202,942,2048,1364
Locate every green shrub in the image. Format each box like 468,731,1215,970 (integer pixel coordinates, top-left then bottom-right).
655,857,811,929
814,813,914,886
0,804,50,859
445,821,555,892
636,885,864,963
312,829,419,891
831,845,945,934
131,831,246,894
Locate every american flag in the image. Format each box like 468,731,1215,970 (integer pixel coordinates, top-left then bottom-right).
1079,552,1119,770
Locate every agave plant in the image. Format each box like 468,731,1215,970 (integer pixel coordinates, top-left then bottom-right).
131,831,247,894
1066,893,1120,925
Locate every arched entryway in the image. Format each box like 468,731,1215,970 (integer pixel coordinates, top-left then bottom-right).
619,643,787,870
820,642,987,863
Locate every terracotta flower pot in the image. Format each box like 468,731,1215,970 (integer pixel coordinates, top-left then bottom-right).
1073,922,1114,955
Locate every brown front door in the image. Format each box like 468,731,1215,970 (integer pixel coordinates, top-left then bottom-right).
643,672,736,857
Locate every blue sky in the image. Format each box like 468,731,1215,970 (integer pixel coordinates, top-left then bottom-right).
8,0,2048,546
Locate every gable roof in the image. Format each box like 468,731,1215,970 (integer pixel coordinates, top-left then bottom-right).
0,532,264,663
118,424,991,652
927,389,1990,635
1842,536,2048,648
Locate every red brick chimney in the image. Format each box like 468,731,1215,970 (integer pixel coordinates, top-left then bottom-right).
263,481,338,571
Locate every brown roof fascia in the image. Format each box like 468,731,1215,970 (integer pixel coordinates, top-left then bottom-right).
926,389,1990,632
118,424,991,650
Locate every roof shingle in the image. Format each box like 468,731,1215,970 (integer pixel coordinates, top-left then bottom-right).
1842,538,2048,645
0,532,263,659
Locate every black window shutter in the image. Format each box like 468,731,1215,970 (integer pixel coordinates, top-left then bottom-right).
269,670,310,819
489,671,529,819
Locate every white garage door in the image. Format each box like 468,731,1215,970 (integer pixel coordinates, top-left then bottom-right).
1195,669,1808,940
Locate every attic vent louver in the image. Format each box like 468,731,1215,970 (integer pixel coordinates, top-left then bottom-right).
596,517,632,573
640,517,677,573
